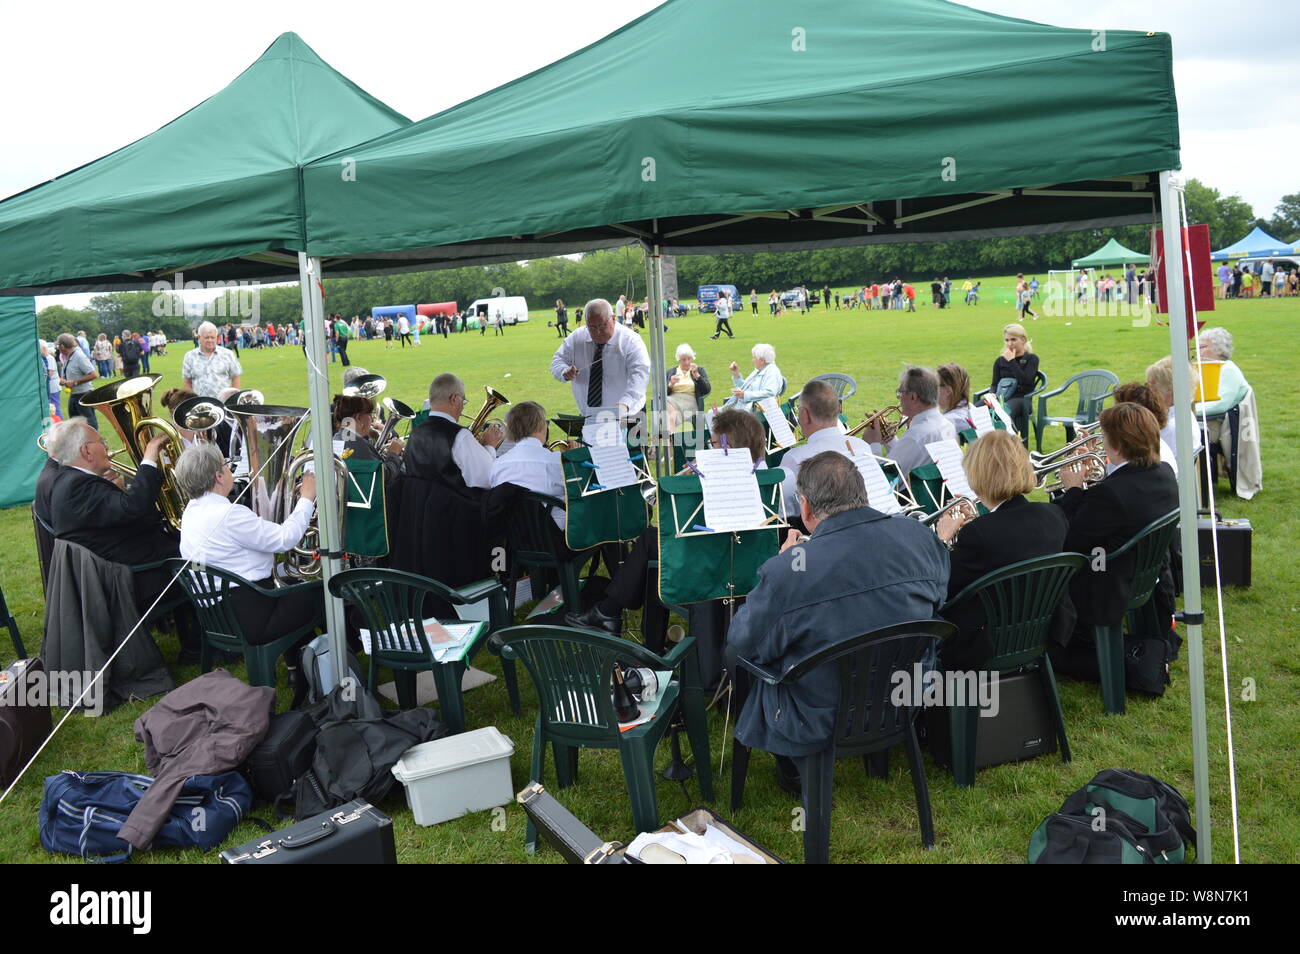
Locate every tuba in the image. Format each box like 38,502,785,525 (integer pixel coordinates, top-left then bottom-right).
78,374,187,531
462,386,509,439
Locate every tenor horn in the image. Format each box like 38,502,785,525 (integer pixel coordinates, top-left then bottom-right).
462,386,510,439
78,374,187,531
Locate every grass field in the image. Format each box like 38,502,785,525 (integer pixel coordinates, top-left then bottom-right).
2,275,1295,864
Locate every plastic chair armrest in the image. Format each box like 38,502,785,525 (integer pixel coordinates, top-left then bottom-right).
657,635,696,670
453,577,505,604
735,654,782,685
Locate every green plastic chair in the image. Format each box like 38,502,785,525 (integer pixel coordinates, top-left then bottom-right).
164,560,321,688
908,463,946,514
730,620,955,863
1033,370,1119,453
939,553,1089,787
329,568,508,732
502,490,597,619
1092,511,1181,715
496,624,713,851
810,372,857,402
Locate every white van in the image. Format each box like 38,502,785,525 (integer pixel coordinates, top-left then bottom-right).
466,295,530,325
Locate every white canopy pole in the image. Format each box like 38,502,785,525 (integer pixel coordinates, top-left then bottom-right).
644,244,670,476
298,253,349,670
1158,170,1212,863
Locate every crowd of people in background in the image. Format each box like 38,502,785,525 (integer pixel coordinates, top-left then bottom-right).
1215,258,1297,300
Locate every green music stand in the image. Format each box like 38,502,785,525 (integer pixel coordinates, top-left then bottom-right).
560,444,650,552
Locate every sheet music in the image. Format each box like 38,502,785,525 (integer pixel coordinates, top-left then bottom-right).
982,394,1016,432
580,418,639,489
969,404,995,437
756,397,797,449
695,447,766,531
925,440,975,501
851,453,903,514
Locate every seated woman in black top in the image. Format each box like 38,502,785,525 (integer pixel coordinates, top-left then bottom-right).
991,323,1039,445
566,408,766,636
332,393,404,482
935,430,1068,671
1053,402,1178,630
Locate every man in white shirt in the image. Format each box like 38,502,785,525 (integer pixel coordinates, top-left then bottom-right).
863,366,956,480
413,372,502,489
551,299,651,420
778,379,871,518
490,401,568,530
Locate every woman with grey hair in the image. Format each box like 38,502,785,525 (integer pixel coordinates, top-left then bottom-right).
175,443,324,657
1194,327,1250,418
666,343,711,430
720,343,782,413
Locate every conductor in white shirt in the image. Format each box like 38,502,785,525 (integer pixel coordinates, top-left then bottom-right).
778,379,871,520
175,443,324,650
862,366,956,480
551,299,651,421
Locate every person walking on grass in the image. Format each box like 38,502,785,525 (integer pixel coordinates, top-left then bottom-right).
710,291,735,340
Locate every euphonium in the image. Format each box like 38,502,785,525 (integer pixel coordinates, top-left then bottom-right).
376,396,416,449
171,395,228,443
78,374,187,531
279,448,349,583
846,405,906,443
462,386,509,439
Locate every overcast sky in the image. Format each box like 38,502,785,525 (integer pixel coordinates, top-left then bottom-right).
3,0,1295,306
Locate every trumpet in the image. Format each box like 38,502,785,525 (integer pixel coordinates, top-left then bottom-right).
1037,452,1108,494
461,386,509,440
847,405,907,443
1030,430,1103,468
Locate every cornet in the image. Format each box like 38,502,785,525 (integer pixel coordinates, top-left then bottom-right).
1036,453,1107,494
847,405,907,443
914,496,980,529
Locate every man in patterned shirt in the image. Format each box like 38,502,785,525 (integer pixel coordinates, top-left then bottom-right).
182,321,243,397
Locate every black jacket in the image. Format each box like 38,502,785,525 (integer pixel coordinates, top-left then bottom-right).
1055,462,1178,626
991,353,1040,397
386,416,494,603
48,463,177,567
940,495,1070,670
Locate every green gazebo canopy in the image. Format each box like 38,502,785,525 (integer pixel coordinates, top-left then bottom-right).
299,0,1178,267
1072,236,1151,268
0,33,409,295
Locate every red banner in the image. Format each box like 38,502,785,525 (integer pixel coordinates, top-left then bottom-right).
1152,223,1214,338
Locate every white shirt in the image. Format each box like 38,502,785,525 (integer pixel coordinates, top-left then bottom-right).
942,403,974,433
777,426,872,518
551,323,651,416
490,437,567,529
428,410,496,489
1160,411,1201,465
397,316,410,334
872,406,956,479
180,491,315,583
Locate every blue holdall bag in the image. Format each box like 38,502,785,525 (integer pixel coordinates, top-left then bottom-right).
40,770,253,863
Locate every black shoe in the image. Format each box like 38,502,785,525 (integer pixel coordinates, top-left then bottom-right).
176,648,202,666
774,755,803,799
565,604,622,637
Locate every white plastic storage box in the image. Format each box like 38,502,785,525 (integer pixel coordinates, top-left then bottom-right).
391,727,515,826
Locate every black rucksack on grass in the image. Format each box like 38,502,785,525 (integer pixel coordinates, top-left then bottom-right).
1029,769,1195,864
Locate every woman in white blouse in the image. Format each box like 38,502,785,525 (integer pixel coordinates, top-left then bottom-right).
175,443,324,651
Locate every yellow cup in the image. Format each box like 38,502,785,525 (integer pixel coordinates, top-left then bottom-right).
1193,360,1222,403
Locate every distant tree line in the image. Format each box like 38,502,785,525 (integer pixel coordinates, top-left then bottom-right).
38,178,1295,334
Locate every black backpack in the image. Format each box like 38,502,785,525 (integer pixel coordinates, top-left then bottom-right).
119,338,141,363
1029,769,1195,864
286,684,448,820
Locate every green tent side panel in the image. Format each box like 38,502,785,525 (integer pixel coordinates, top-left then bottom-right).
0,297,46,508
